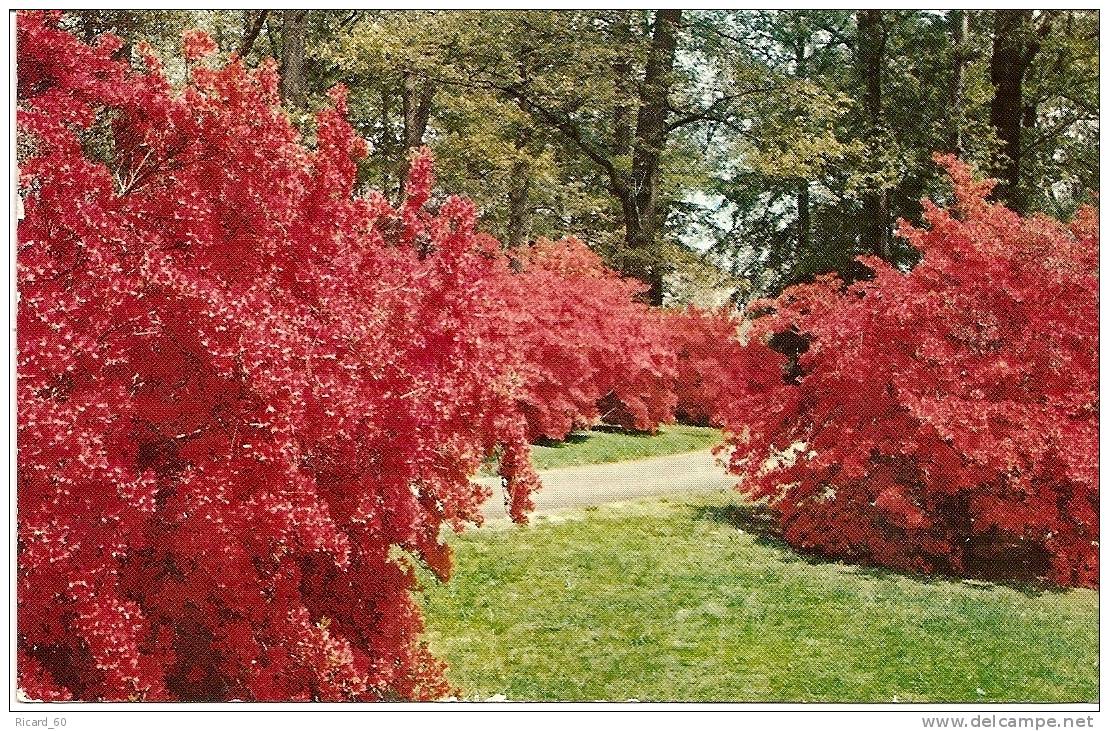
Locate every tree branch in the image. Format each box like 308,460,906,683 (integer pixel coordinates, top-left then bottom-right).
666,87,777,132
237,9,269,58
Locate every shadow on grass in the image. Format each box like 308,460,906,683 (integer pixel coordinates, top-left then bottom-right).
532,423,659,447
532,432,592,449
591,423,655,436
691,501,1066,597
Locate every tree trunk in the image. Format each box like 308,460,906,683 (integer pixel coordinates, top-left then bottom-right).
506,131,532,247
506,162,532,248
402,73,435,149
279,10,310,111
624,8,682,306
395,73,435,197
793,37,810,261
856,10,890,258
379,84,396,195
238,10,269,59
611,10,635,157
988,10,1046,213
796,181,810,256
616,192,664,304
948,10,970,157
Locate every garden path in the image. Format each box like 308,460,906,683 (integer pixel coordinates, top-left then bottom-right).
473,448,736,522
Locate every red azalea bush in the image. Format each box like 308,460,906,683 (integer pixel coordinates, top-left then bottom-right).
665,307,746,427
17,13,542,701
720,155,1099,588
491,237,679,441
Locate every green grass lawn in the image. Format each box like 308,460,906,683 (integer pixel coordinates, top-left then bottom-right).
420,490,1099,702
526,424,722,471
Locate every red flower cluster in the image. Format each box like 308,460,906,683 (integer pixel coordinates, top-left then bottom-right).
181,29,217,63
664,307,747,427
17,13,545,701
720,155,1099,588
490,238,679,441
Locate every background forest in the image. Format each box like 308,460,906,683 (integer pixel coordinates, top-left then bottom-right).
62,9,1099,305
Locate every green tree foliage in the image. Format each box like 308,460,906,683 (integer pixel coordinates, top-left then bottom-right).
694,10,1097,296
1014,10,1099,217
325,11,615,247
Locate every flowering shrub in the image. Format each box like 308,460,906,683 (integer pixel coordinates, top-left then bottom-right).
665,307,746,427
17,13,541,701
720,156,1099,588
181,28,218,62
491,238,679,441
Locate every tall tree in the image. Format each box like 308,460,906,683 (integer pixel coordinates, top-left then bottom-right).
505,128,533,246
696,10,857,294
789,20,813,258
477,10,775,303
619,8,683,302
445,10,691,302
856,10,890,257
948,10,971,157
1018,10,1099,216
279,10,310,110
988,10,1053,212
361,10,776,303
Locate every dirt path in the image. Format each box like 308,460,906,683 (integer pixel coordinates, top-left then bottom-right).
473,448,737,522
